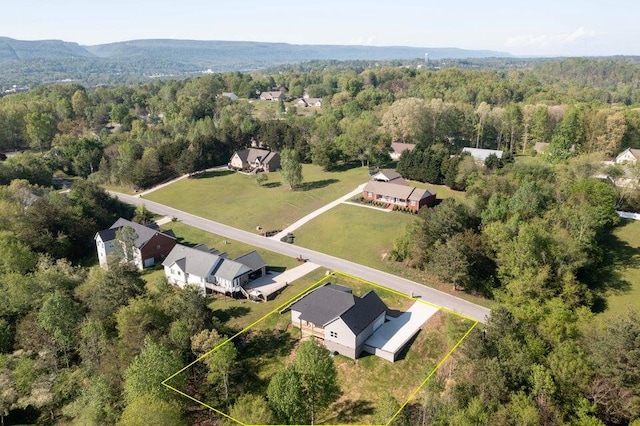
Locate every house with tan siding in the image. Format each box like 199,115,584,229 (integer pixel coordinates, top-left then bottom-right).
229,148,281,173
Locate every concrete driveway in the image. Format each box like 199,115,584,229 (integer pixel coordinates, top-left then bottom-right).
244,262,321,299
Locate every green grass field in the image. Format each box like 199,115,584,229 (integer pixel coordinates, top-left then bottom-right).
159,221,299,270
294,203,414,268
408,181,466,202
598,219,640,319
293,203,495,308
144,164,368,232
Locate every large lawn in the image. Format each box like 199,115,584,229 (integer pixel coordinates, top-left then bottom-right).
598,219,640,319
144,164,368,232
293,203,495,308
294,203,414,268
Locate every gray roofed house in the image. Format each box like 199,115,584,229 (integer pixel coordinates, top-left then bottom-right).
259,91,285,101
338,291,388,335
220,92,239,101
296,97,323,107
461,147,504,163
233,251,267,278
95,218,177,270
162,244,266,295
290,284,388,359
291,285,356,326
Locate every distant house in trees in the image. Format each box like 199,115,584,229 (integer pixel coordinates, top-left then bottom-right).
462,147,504,163
220,92,239,101
95,218,176,270
162,244,266,297
295,97,323,107
259,91,285,101
615,148,640,165
363,170,435,212
290,284,387,359
228,147,281,173
389,142,416,160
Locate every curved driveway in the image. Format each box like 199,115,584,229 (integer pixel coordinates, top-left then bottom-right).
111,192,491,323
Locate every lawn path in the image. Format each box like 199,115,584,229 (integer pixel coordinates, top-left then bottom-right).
270,183,366,241
137,165,229,197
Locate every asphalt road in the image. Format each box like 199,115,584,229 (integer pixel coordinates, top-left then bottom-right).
112,192,491,323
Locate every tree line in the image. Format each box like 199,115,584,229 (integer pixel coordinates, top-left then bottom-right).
0,58,639,193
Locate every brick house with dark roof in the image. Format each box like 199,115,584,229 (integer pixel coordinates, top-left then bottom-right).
290,284,387,359
362,180,436,212
95,218,177,270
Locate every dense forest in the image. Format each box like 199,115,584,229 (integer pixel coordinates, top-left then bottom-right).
0,58,639,425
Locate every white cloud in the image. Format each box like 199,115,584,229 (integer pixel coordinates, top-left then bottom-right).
505,27,597,49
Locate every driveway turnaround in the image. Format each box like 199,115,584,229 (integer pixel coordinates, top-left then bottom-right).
110,191,491,323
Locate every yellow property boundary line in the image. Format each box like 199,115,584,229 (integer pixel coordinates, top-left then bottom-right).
162,271,478,426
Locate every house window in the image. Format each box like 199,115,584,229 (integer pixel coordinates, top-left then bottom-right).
330,331,338,338
367,192,373,197
410,200,416,206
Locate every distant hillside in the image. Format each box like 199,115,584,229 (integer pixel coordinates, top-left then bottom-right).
84,39,511,66
0,37,94,61
0,37,512,86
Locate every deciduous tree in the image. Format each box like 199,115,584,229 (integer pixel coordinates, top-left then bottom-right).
280,148,303,190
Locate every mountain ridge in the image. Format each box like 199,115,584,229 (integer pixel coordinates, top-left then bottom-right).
0,36,513,86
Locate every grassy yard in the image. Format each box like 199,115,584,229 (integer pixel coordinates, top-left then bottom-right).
293,203,495,308
144,164,369,232
173,273,475,425
159,221,299,271
408,181,466,202
294,204,414,268
597,219,640,320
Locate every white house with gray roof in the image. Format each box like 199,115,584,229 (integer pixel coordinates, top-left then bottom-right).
162,244,266,295
290,284,387,359
615,147,640,165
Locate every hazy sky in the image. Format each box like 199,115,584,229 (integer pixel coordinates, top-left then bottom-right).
3,0,638,56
